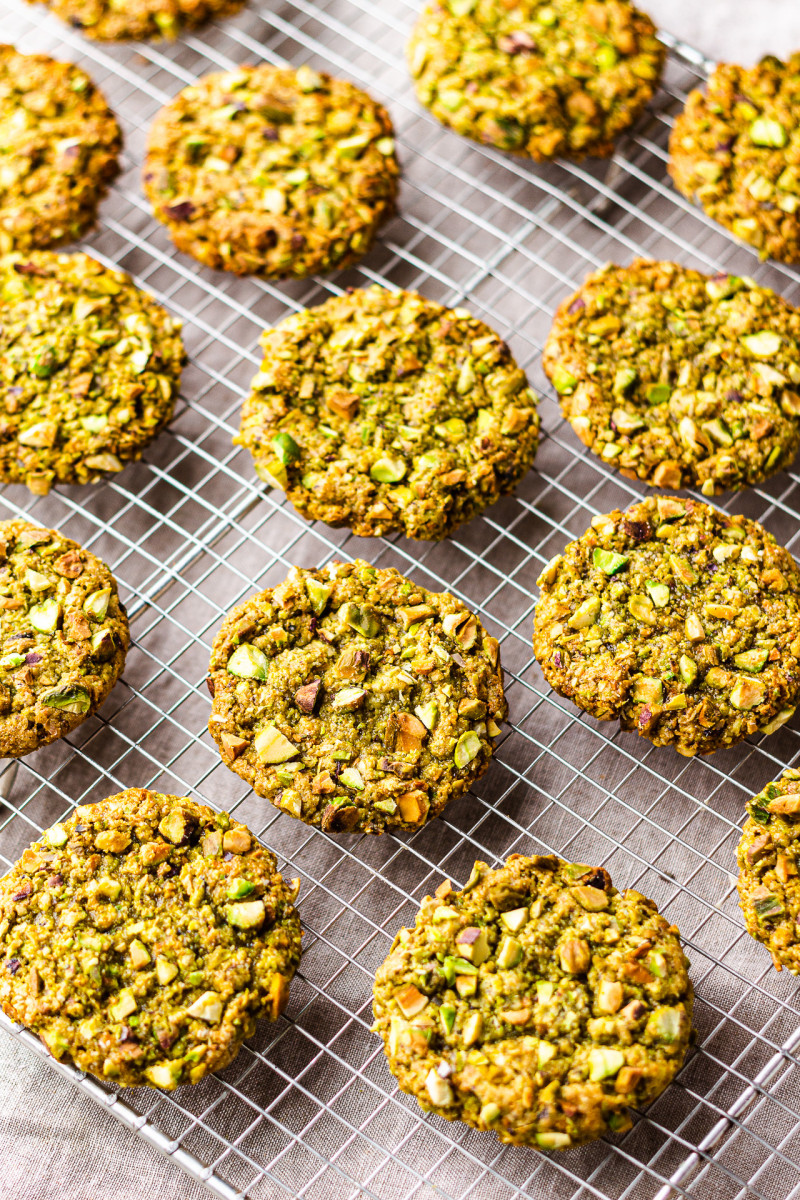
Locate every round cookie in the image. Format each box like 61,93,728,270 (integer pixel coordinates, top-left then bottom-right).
533,497,800,757
0,518,128,758
669,54,800,263
737,770,800,974
373,854,693,1148
143,65,399,278
31,0,246,41
407,0,665,161
0,48,121,252
0,789,302,1088
0,251,184,494
237,286,539,540
207,560,507,835
544,260,800,495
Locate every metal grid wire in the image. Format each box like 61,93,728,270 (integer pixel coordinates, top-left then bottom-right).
2,1,800,1197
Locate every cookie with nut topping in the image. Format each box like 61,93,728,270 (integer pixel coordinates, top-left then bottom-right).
737,770,800,974
143,64,398,278
669,54,800,264
407,0,665,161
545,260,800,495
237,286,539,539
0,251,184,494
0,47,121,252
373,854,693,1148
207,560,506,834
533,497,800,756
0,789,302,1088
0,518,128,758
30,0,246,42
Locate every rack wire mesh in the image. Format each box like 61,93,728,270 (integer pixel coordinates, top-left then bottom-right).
1,2,800,1197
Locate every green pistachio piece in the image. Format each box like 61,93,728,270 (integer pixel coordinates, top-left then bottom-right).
370,456,407,483
254,725,298,763
25,569,51,592
272,431,301,465
454,730,481,769
227,644,268,680
32,345,58,378
501,906,528,932
224,901,265,930
155,956,179,985
741,331,782,357
613,366,637,394
186,990,225,1021
646,581,670,608
331,686,367,710
645,1006,682,1043
439,1005,456,1035
479,1102,501,1125
551,364,577,394
0,653,24,669
569,596,601,629
29,598,60,632
340,601,380,638
734,648,769,672
592,548,629,575
306,578,332,615
588,1047,625,1081
753,892,784,919
42,686,90,714
496,935,522,969
645,383,671,405
109,989,137,1021
679,655,698,686
731,678,766,710
255,459,288,490
84,588,111,620
455,927,490,965
339,767,365,790
536,1132,572,1150
749,117,788,148
44,823,68,848
226,879,255,899
536,980,554,1004
414,700,439,730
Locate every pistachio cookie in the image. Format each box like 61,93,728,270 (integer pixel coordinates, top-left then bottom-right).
737,770,800,974
0,789,302,1088
669,54,800,263
207,561,506,835
0,519,128,758
31,0,246,41
238,286,539,539
407,0,665,161
0,251,184,494
534,497,800,756
143,65,398,278
544,260,800,494
373,854,693,1148
0,48,121,252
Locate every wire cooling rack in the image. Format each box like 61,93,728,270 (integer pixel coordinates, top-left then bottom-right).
2,2,800,1197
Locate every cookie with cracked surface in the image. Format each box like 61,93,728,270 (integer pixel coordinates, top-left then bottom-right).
373,854,693,1148
0,518,128,757
143,64,398,278
669,54,800,263
0,789,302,1088
30,0,246,41
407,0,665,161
207,560,507,834
544,260,800,495
0,47,121,251
533,497,800,756
0,251,185,494
237,286,539,539
737,770,800,974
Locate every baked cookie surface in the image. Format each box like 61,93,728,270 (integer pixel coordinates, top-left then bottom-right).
237,286,539,539
0,789,302,1088
533,497,800,756
143,65,398,278
737,770,800,974
0,47,121,251
407,0,665,161
0,518,128,757
31,0,246,41
207,561,507,834
669,54,800,263
544,260,800,494
373,854,693,1148
0,251,184,494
